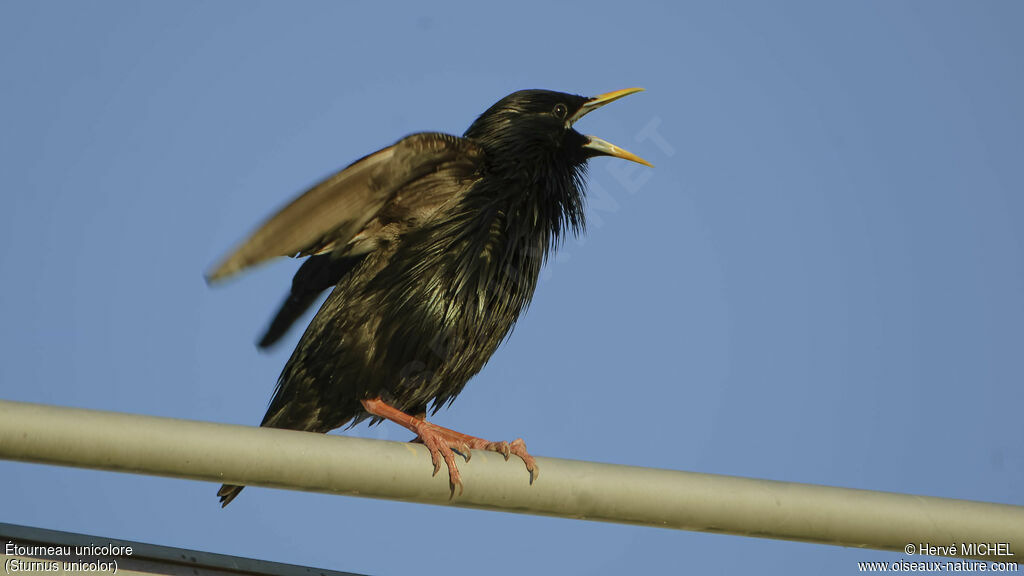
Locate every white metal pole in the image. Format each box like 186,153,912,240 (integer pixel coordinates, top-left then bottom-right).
0,399,1020,563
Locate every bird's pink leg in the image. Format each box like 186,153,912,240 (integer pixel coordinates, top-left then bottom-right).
360,397,538,497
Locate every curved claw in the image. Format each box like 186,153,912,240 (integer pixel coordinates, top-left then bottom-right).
423,438,442,476
508,438,539,483
412,431,464,497
485,440,511,460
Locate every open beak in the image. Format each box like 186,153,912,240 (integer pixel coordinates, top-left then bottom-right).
573,87,653,168
583,136,653,167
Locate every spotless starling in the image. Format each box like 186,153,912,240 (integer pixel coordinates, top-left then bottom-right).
209,88,651,506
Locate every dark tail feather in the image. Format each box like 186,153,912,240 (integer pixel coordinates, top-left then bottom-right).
258,254,364,348
218,483,245,507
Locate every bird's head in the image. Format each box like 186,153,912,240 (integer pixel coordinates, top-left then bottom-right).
464,88,652,173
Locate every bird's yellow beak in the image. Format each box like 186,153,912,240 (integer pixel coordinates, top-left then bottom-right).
583,136,654,168
573,87,653,168
570,87,646,123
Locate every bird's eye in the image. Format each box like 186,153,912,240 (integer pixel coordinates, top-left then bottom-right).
552,103,568,119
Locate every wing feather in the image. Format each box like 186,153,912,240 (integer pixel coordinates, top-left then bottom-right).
206,132,480,282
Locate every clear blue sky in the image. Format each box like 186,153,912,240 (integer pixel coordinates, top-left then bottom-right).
2,2,1022,574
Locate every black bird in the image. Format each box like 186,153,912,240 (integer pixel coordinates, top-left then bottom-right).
209,88,651,506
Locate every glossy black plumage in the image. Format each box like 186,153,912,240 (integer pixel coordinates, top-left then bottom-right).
210,89,649,505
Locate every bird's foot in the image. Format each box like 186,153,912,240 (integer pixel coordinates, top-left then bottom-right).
360,397,538,498
416,424,539,487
